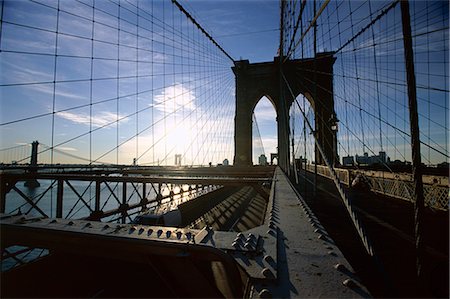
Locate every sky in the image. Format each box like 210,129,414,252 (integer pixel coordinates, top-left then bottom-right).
178,0,281,164
179,0,280,62
185,0,449,166
0,0,281,166
0,0,448,166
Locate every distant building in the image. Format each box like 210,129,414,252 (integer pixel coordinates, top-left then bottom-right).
378,151,387,164
223,159,229,166
342,155,354,166
437,162,449,168
258,154,268,166
390,159,411,166
355,151,389,166
175,154,182,166
355,152,369,165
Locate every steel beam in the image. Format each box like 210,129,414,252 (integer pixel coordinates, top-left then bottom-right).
56,179,63,218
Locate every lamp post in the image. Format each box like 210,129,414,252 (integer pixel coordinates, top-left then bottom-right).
329,114,339,167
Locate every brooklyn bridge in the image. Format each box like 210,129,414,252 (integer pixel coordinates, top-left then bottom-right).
0,0,448,297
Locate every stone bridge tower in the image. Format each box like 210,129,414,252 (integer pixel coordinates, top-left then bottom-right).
232,53,336,172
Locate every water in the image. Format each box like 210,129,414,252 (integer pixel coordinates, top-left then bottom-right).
4,179,197,221
2,178,204,271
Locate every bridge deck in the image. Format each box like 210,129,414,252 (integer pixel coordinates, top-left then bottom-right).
1,167,370,298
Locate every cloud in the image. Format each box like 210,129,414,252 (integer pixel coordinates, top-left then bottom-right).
34,84,86,100
58,146,77,152
58,111,128,128
254,97,277,121
2,59,86,101
154,84,196,114
153,53,167,63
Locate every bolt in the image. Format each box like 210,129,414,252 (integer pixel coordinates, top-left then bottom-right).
138,228,144,235
102,224,110,229
232,241,239,248
314,228,321,233
261,268,275,279
147,229,153,236
129,227,136,234
50,219,57,224
233,237,243,245
176,231,182,239
318,234,326,240
186,232,192,240
244,242,252,249
334,263,347,272
157,229,163,237
67,221,75,226
246,236,255,244
343,278,358,288
84,222,92,228
166,231,171,238
263,255,274,264
237,232,244,239
259,289,272,298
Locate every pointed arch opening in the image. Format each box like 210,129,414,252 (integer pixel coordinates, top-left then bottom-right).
252,96,277,165
290,94,315,169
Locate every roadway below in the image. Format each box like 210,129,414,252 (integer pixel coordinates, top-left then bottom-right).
293,169,448,298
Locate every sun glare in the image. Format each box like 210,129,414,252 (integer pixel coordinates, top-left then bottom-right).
167,123,194,158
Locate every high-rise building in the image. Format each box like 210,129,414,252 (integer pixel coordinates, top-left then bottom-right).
258,154,268,166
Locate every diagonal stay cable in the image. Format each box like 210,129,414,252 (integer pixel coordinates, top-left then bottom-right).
282,70,375,257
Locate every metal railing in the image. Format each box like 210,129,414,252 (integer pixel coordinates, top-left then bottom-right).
362,172,449,211
305,164,350,186
304,165,449,211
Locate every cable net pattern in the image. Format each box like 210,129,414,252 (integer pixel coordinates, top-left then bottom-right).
0,0,235,166
283,0,448,181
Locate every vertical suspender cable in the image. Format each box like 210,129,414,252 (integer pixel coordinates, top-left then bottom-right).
151,0,155,165
51,0,61,165
90,0,95,165
116,0,120,165
136,0,140,165
313,0,317,196
368,1,384,154
0,0,4,48
49,0,61,217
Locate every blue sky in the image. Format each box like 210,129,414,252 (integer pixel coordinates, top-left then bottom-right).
180,0,280,62
179,0,280,164
0,0,280,165
0,0,448,166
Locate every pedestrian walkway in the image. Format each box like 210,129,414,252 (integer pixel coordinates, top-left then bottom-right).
294,170,449,298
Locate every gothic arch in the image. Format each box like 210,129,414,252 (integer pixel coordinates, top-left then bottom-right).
252,96,277,164
232,53,336,171
251,95,277,116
